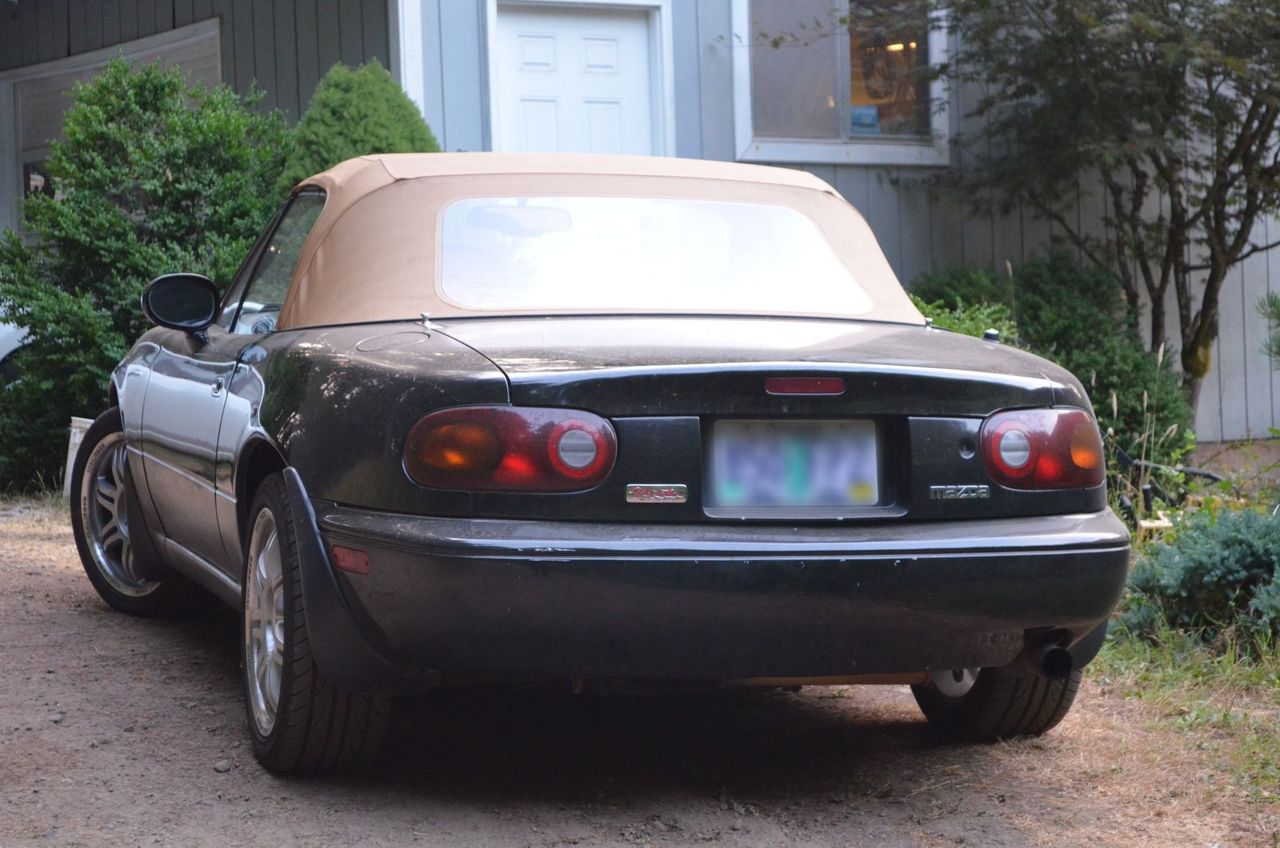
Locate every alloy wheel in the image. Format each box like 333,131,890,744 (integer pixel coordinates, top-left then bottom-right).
245,508,286,737
81,433,154,597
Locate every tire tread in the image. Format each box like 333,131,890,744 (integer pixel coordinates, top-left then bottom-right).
912,664,1083,743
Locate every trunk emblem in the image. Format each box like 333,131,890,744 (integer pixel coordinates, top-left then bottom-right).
626,484,688,504
929,484,990,500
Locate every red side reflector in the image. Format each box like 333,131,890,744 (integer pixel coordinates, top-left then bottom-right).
332,546,371,575
765,377,846,396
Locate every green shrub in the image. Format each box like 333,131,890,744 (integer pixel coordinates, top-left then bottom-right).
910,266,1012,310
909,294,1018,341
0,59,287,491
277,60,439,194
1121,507,1280,652
1011,251,1129,357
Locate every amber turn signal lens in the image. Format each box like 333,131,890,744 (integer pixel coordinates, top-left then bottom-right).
416,422,502,472
1069,421,1102,471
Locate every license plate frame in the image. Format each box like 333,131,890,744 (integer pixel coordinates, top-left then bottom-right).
707,419,880,515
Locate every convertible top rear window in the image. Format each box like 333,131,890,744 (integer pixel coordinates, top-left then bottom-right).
439,196,873,316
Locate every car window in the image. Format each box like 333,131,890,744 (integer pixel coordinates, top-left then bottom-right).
439,195,873,316
227,192,326,335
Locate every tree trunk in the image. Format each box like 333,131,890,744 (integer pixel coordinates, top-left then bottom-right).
1149,293,1167,354
1183,371,1205,425
1181,320,1217,423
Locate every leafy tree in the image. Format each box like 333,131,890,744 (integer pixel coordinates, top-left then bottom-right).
930,0,1280,414
0,59,287,490
277,60,440,194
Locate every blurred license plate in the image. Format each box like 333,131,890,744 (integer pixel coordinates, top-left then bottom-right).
710,420,879,508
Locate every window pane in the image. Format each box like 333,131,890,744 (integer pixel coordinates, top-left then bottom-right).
749,0,841,140
232,193,325,334
440,196,873,316
848,5,931,137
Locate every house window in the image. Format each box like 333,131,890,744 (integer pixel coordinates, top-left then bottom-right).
848,7,931,138
733,0,948,166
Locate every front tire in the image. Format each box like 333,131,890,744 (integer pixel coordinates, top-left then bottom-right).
242,474,389,773
69,408,194,616
911,664,1083,742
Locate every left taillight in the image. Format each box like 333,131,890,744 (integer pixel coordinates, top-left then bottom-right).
980,408,1105,490
404,406,617,492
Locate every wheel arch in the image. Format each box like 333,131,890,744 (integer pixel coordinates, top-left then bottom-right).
236,438,289,546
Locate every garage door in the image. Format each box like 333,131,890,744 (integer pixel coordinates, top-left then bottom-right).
493,4,655,155
4,20,220,228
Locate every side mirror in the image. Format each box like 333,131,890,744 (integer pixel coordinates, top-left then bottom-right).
141,273,219,333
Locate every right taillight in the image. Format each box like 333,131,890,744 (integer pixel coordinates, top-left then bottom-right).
980,408,1104,490
404,406,617,492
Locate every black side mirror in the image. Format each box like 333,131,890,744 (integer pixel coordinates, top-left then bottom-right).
141,273,219,333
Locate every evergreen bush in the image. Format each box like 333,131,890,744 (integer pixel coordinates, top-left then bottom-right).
1122,507,1280,651
910,267,1012,310
0,59,287,490
909,294,1018,342
276,60,440,194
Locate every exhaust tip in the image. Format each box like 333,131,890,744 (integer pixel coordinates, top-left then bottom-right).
1040,645,1074,680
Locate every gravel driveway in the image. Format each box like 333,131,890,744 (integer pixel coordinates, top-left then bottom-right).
1,500,1272,847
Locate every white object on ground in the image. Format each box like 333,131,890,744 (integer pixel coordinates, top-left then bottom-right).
63,417,94,502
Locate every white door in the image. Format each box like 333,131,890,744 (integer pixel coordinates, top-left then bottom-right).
494,4,655,155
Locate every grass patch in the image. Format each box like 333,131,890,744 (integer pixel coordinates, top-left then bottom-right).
1093,628,1280,801
0,489,65,516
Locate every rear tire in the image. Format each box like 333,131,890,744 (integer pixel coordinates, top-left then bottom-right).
911,664,1083,742
242,474,390,773
69,408,197,616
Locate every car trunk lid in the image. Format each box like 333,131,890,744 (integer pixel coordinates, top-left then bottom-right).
434,315,1058,417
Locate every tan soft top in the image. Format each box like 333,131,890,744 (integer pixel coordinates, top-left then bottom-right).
277,153,923,329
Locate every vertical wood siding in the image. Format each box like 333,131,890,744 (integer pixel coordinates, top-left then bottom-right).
0,0,390,122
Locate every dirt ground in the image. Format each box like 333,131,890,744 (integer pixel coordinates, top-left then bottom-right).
2,500,1276,848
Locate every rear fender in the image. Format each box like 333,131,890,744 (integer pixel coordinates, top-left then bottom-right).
282,467,403,691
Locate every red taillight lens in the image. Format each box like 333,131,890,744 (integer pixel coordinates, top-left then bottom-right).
980,408,1105,490
404,406,617,491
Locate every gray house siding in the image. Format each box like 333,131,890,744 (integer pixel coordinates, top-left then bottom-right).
0,0,391,121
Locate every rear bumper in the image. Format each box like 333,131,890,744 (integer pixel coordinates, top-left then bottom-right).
294,486,1130,690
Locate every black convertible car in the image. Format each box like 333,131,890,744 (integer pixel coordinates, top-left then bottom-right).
71,153,1129,773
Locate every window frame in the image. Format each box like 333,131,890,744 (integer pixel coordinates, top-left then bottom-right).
730,0,950,167
216,187,327,335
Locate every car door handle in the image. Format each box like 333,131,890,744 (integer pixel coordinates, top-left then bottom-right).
211,377,224,397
